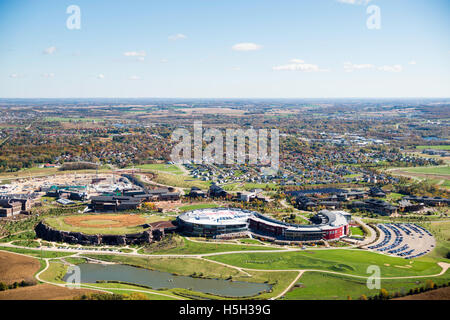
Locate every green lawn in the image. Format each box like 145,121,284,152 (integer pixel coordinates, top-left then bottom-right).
206,249,442,277
350,227,364,237
282,270,450,300
178,203,220,212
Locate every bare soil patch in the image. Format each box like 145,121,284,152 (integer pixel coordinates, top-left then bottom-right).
0,283,98,300
0,251,40,285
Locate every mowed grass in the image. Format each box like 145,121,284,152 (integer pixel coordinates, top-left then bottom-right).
206,249,443,277
145,237,276,255
44,214,170,235
282,270,450,300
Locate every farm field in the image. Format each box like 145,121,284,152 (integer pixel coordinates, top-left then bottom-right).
206,249,443,277
0,250,40,285
0,283,98,300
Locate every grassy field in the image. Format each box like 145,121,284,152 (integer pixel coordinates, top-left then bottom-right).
402,166,450,175
141,171,210,189
135,164,184,175
421,221,450,262
416,145,450,151
39,261,69,284
44,214,170,235
142,237,276,255
282,270,450,300
206,249,443,277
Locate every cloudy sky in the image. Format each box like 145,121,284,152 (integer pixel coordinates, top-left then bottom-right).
0,0,449,98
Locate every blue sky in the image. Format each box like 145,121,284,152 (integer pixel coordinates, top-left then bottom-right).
0,0,449,98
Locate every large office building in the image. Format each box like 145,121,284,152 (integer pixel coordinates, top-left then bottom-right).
176,208,350,241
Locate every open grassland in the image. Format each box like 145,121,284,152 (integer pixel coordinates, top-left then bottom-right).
282,270,450,300
142,237,276,255
44,214,170,235
0,251,40,285
206,249,443,277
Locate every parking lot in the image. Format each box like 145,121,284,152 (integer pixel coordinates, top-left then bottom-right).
365,223,435,259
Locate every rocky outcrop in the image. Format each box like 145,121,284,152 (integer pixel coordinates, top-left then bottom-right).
34,221,164,246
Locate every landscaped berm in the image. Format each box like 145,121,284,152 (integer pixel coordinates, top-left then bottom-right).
35,214,174,246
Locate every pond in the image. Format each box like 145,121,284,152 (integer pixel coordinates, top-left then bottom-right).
64,263,271,298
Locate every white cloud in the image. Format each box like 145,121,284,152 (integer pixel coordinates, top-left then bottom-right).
97,74,105,79
43,46,57,55
344,62,403,73
232,42,263,52
337,0,372,5
232,67,241,71
344,62,375,72
128,75,141,80
273,59,327,72
168,33,187,41
378,65,403,72
408,60,417,65
41,73,55,78
160,59,169,63
123,51,146,57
